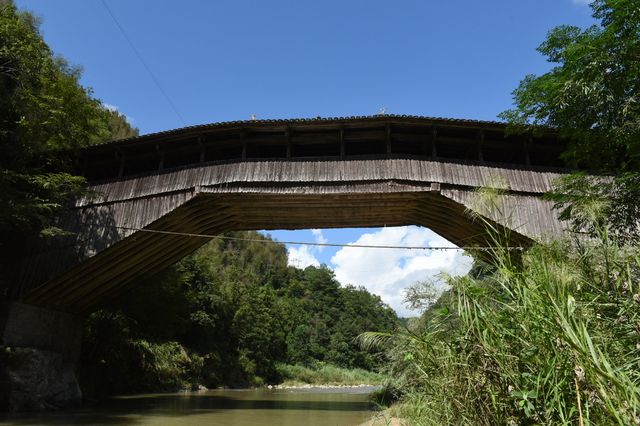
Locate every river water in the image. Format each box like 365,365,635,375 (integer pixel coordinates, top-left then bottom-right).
0,387,377,426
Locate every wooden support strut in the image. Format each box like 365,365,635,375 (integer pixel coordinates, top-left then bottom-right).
478,130,485,162
431,127,438,158
339,128,345,159
525,135,532,166
156,143,165,171
285,128,292,159
386,123,392,156
80,154,87,176
28,198,223,307
240,129,247,160
116,149,124,178
198,135,205,163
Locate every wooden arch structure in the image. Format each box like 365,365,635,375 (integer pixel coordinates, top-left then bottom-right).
1,115,574,410
9,115,570,314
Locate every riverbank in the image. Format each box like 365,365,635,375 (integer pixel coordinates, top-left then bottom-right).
272,364,403,425
274,363,385,387
358,414,406,426
173,363,384,393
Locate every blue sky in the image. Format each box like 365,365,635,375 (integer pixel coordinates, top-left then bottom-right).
16,0,596,316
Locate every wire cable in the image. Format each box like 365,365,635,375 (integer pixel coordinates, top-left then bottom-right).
106,225,524,251
100,0,186,126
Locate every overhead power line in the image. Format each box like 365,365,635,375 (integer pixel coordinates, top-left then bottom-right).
100,0,186,126
105,225,525,252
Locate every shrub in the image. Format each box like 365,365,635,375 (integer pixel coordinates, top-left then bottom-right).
361,233,640,425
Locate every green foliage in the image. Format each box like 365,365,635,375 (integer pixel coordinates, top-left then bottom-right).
103,108,138,141
127,340,196,391
79,310,201,395
547,172,640,244
362,216,640,424
500,0,640,171
80,231,399,394
501,0,640,242
364,235,640,424
0,0,138,259
275,363,384,386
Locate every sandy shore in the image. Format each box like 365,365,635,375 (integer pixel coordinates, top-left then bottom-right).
269,383,377,390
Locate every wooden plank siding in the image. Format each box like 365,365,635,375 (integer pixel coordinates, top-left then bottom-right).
15,116,575,314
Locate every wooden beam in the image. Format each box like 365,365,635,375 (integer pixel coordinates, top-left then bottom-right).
198,135,205,163
386,123,392,155
240,129,247,160
156,143,165,171
116,150,124,178
66,214,238,312
80,154,87,177
339,128,345,159
478,130,485,162
31,201,235,308
431,127,438,158
285,128,292,159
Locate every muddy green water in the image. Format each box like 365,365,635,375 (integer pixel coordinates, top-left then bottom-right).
0,387,377,426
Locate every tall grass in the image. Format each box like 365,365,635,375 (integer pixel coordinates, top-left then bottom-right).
275,362,384,386
360,188,640,425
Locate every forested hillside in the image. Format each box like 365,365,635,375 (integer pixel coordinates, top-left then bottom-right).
79,231,398,395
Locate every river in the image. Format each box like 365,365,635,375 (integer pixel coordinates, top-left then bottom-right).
0,387,378,426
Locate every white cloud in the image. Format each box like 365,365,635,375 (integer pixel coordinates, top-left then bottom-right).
288,245,321,269
311,229,328,251
103,103,119,112
330,226,473,317
286,229,328,267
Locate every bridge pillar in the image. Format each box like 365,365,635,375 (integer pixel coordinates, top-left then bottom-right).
0,302,82,411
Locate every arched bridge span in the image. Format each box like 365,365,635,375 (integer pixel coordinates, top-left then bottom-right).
13,115,570,314
1,115,575,410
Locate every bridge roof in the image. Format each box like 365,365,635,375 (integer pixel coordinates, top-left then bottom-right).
76,114,566,182
92,114,519,148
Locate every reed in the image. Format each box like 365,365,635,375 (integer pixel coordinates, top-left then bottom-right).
359,190,640,425
275,363,385,386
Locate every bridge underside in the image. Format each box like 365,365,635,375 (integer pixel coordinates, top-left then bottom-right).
19,179,547,314
9,116,573,314
10,154,568,314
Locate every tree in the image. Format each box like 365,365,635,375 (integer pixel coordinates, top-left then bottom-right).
0,1,137,297
501,0,639,171
500,0,640,241
103,108,138,141
79,233,400,392
0,1,137,240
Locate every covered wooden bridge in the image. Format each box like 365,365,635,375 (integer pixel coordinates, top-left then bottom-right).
9,115,571,315
0,114,574,410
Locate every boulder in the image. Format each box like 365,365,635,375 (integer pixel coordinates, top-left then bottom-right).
0,346,81,411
